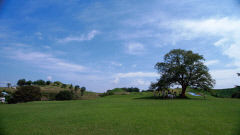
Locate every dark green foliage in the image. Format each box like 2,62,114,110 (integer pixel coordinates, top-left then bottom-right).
211,87,240,98
74,85,80,93
122,87,140,92
81,87,86,96
9,86,41,103
232,91,240,98
7,83,11,88
154,49,215,97
46,81,51,85
69,84,73,89
55,90,73,100
99,91,114,97
33,80,46,85
25,80,32,85
53,81,62,86
61,84,67,88
17,79,26,86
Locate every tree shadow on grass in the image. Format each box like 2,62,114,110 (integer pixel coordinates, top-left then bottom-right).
133,96,206,100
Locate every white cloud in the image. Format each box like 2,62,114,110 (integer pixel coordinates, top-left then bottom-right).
4,47,86,72
111,61,122,67
47,76,52,81
205,60,219,66
113,72,158,84
116,72,158,78
58,30,99,43
132,79,150,86
169,17,240,68
126,42,145,55
210,68,240,88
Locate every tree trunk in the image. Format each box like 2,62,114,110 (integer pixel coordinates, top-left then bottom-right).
181,85,187,97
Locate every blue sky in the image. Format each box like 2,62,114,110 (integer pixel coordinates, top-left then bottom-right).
0,0,240,92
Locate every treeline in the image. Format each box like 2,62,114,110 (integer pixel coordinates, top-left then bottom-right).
17,79,60,86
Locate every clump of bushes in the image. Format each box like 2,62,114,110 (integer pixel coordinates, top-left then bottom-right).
232,91,240,98
55,90,73,100
7,86,41,104
99,91,114,97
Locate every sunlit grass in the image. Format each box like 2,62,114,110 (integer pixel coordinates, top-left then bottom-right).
0,93,239,135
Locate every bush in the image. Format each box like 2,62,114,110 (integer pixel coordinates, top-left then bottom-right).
99,91,114,97
55,90,73,100
33,80,46,85
232,91,240,98
17,79,26,86
9,86,41,103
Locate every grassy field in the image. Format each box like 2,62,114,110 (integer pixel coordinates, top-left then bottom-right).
0,93,240,135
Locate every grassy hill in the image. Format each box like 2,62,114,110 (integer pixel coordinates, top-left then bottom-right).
0,93,239,135
210,87,240,98
0,85,99,100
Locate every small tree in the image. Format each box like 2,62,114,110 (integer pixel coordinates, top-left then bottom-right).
11,85,41,103
7,83,11,88
154,49,215,97
74,85,80,93
61,84,67,88
33,80,46,85
25,80,32,85
17,79,26,86
53,81,62,86
55,90,73,100
80,87,86,96
46,81,51,85
69,84,73,90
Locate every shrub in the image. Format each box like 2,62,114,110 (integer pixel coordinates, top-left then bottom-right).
10,86,41,103
33,80,46,85
55,90,73,100
53,81,62,86
232,91,240,98
17,79,26,86
99,91,114,97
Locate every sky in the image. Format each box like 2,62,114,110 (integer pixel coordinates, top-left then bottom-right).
0,0,240,92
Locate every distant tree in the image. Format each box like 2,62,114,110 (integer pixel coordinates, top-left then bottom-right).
46,81,51,85
55,90,73,100
25,80,32,85
69,84,73,89
74,85,80,93
33,80,46,85
7,83,11,88
80,87,86,96
61,84,67,88
154,49,215,97
53,81,62,86
17,79,26,86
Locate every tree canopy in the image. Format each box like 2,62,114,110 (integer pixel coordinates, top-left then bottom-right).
154,49,215,97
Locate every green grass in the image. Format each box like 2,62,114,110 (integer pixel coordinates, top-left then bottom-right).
0,93,240,135
211,87,240,98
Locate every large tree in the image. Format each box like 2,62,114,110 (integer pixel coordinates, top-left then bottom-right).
154,49,215,97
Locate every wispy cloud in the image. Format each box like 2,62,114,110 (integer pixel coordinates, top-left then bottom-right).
205,60,219,66
125,42,145,55
58,30,99,43
113,72,158,84
3,47,86,72
168,17,240,67
210,68,240,88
